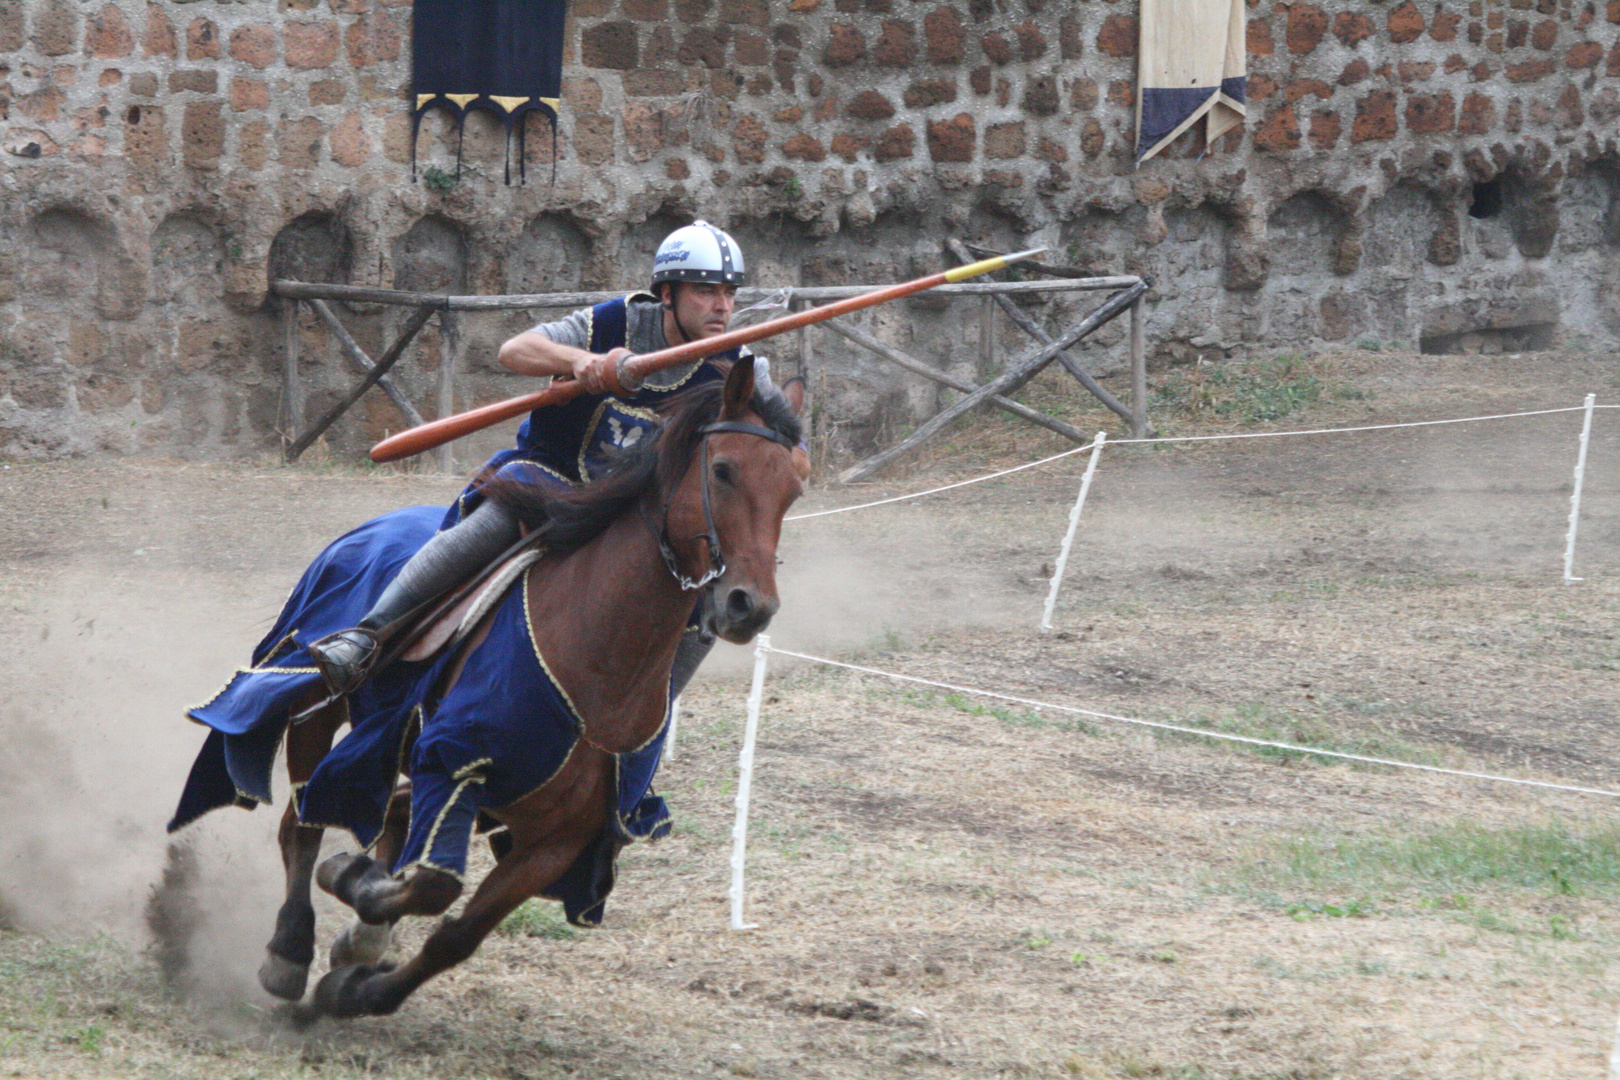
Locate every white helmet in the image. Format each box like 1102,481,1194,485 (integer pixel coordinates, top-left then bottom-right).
650,220,746,290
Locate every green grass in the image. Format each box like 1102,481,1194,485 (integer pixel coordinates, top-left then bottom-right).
1269,820,1620,896
902,689,1096,735
1159,702,1438,768
1151,355,1328,424
496,899,578,940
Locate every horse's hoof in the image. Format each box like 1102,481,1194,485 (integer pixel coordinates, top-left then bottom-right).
258,952,310,1001
330,919,393,968
312,962,397,1019
315,852,367,898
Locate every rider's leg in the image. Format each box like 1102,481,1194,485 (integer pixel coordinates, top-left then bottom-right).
669,628,713,699
309,499,522,694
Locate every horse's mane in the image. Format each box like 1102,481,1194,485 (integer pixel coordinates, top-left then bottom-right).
481,383,802,556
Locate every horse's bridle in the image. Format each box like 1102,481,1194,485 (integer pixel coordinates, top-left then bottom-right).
647,420,797,593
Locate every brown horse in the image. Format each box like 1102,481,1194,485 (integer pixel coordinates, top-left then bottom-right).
250,356,806,1019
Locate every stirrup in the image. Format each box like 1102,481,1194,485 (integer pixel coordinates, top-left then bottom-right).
308,627,382,697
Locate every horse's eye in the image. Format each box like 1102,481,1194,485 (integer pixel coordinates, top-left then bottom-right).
712,460,734,485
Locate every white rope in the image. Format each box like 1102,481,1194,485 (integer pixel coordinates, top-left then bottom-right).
1107,405,1590,445
787,403,1599,522
763,646,1620,800
787,439,1099,520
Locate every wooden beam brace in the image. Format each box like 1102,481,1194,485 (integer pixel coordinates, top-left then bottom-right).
838,279,1148,484
285,302,438,463
947,238,1147,434
305,297,426,428
817,317,1090,445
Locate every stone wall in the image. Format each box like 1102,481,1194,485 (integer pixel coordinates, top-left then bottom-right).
1,0,1618,459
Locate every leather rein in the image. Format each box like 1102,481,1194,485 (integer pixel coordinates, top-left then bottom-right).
645,420,798,592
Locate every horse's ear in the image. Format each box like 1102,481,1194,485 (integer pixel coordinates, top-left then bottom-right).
722,353,757,419
779,374,806,417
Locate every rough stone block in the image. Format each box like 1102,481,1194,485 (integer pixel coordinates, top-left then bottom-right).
734,29,767,65
823,22,864,65
969,65,990,95
720,0,768,25
1286,4,1327,54
902,78,955,108
1079,116,1104,157
1014,20,1045,60
277,115,324,168
99,68,122,87
978,30,1010,64
828,131,864,160
0,0,23,51
1339,58,1370,85
1070,76,1099,110
1387,2,1424,42
169,69,217,93
329,112,368,165
924,6,963,63
624,68,684,96
186,17,218,60
122,102,166,169
1505,57,1555,81
1246,17,1273,56
67,319,107,366
1058,13,1081,59
1022,74,1057,116
180,99,223,168
141,5,175,57
33,0,77,56
1431,10,1462,41
873,19,914,65
1333,11,1374,46
1566,41,1602,67
1096,14,1135,57
872,122,912,161
285,21,339,68
18,85,65,121
732,113,766,162
782,132,825,160
1253,104,1300,151
1530,19,1557,49
1609,40,1620,76
1308,108,1340,149
624,0,667,18
1398,61,1435,82
128,72,158,97
227,76,267,112
1285,78,1332,102
1405,91,1454,133
774,104,804,121
309,78,345,105
86,4,134,58
582,21,638,68
845,89,893,119
1456,91,1494,132
679,26,729,68
1035,134,1067,163
983,119,1024,159
345,13,404,67
229,24,276,68
925,112,973,161
1351,89,1397,142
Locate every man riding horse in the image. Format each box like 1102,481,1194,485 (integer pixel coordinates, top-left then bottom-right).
309,220,774,699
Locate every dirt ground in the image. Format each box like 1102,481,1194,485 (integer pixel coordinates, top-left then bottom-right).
1,347,1618,1079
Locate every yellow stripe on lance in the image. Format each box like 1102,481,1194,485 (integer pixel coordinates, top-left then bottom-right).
941,246,1049,284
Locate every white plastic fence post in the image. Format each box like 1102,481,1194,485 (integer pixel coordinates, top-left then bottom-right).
1041,433,1107,632
729,634,769,930
1564,393,1595,584
665,695,680,763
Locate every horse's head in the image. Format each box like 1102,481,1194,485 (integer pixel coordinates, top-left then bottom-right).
661,356,808,644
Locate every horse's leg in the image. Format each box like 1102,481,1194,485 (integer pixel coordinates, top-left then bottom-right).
327,781,412,968
259,699,345,1000
311,759,613,1018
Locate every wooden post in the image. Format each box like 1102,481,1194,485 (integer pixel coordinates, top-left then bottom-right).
980,294,996,376
282,300,303,444
436,310,459,474
1130,294,1147,440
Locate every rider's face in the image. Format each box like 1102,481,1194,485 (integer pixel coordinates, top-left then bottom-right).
667,282,737,341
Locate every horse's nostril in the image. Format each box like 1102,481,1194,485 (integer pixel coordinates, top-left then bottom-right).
726,587,753,622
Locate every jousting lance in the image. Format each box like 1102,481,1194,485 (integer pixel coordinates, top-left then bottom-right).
368,247,1048,463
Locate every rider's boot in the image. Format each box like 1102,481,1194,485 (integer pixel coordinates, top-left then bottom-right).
308,501,522,695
